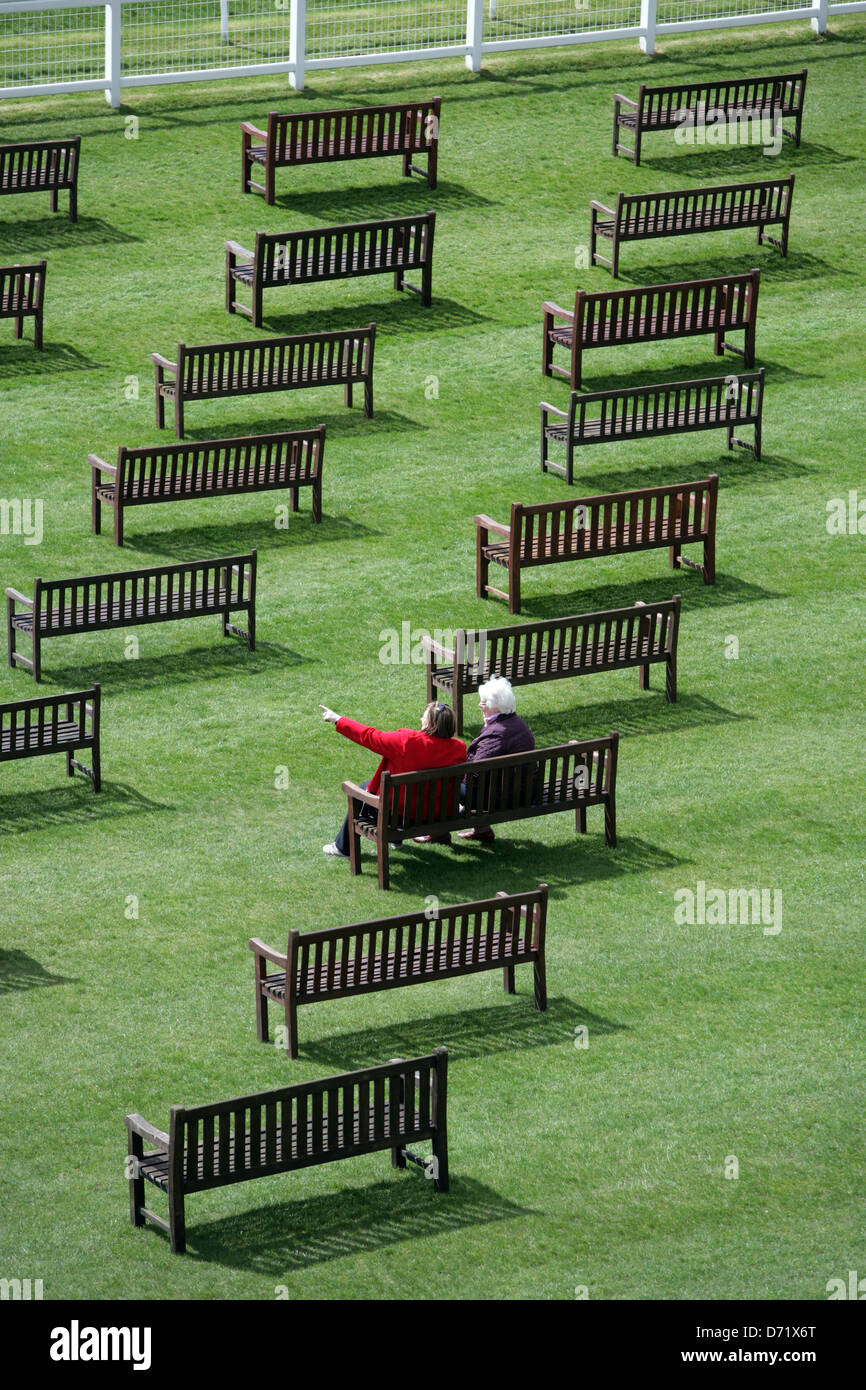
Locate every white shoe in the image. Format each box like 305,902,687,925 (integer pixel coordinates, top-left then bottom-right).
322,841,349,858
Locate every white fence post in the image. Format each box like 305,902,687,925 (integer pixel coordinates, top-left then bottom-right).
104,0,121,107
466,0,484,72
811,0,829,32
289,0,306,90
220,0,229,43
640,0,657,55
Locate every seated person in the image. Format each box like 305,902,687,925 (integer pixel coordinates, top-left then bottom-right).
458,676,535,842
320,700,467,857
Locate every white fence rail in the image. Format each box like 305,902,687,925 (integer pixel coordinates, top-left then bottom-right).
0,0,863,106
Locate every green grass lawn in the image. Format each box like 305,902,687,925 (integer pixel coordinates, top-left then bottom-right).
1,17,864,1302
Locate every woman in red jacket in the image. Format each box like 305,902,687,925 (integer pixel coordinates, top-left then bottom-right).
320,700,467,857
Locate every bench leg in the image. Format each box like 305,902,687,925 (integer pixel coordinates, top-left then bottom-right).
66,748,75,779
427,144,438,191
69,182,78,224
402,151,412,178
114,503,124,548
312,477,322,525
34,306,43,351
14,314,22,340
175,396,184,440
289,486,299,513
666,652,677,703
604,796,617,849
128,1132,146,1229
254,956,269,1043
155,385,165,431
377,839,390,892
92,738,101,793
476,532,489,600
265,162,276,207
502,963,516,995
364,374,373,419
669,541,681,572
392,1143,407,1170
432,1127,449,1194
421,260,432,309
348,821,362,876
33,630,41,684
50,188,58,214
509,567,521,617
285,999,298,1060
533,954,547,1012
6,599,15,669
453,687,463,739
611,237,620,280
91,479,101,536
754,417,762,462
639,661,650,691
576,805,587,835
345,380,353,410
168,1188,186,1256
394,267,404,295
703,533,716,586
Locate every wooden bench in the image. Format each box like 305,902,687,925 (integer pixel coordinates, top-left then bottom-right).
0,685,100,791
126,1050,449,1253
344,736,617,890
152,328,375,438
590,176,794,278
541,369,764,485
0,261,46,350
613,70,807,165
6,552,256,683
476,478,718,615
542,269,760,390
241,99,441,204
90,427,324,546
250,886,548,1058
0,137,80,221
424,598,681,735
225,212,436,327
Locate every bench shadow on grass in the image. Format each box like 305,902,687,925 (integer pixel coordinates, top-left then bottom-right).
0,341,104,377
641,141,855,181
182,407,425,445
615,249,840,286
572,357,814,397
0,216,140,254
42,639,310,694
514,570,785,622
260,295,488,339
120,512,378,562
371,832,689,903
301,997,625,1072
0,780,171,836
273,178,497,223
538,451,815,496
185,1175,532,1275
510,691,751,746
0,948,76,994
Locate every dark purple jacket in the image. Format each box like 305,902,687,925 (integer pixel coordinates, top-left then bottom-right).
466,712,535,762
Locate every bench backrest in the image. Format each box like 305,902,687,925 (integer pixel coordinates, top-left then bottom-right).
638,70,807,127
288,886,548,1003
575,269,759,348
114,429,324,503
512,477,718,564
267,100,441,164
0,138,80,193
253,213,434,287
0,261,46,313
168,1050,447,1192
177,329,375,394
617,177,794,231
379,736,617,835
0,686,98,760
568,370,764,441
432,599,681,694
33,553,255,633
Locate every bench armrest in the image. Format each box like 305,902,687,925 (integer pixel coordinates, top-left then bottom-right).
88,453,117,477
342,780,381,809
5,588,33,607
150,352,176,370
241,121,267,140
224,239,253,260
421,634,455,661
473,514,510,539
248,937,288,968
589,200,615,216
542,299,574,324
613,93,638,109
125,1114,169,1149
540,400,568,422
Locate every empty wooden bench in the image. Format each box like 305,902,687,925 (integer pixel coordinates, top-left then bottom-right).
344,736,617,890
7,552,256,682
0,137,80,221
476,478,718,614
226,212,436,327
424,598,681,734
242,99,441,204
613,70,807,165
126,1049,449,1254
90,427,324,546
542,269,760,390
590,176,794,278
0,261,46,350
541,369,764,485
250,885,548,1058
0,685,100,791
152,328,375,437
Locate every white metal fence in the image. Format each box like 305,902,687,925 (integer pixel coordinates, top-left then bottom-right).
0,0,862,105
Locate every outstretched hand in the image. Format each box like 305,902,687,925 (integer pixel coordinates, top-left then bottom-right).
319,704,340,724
